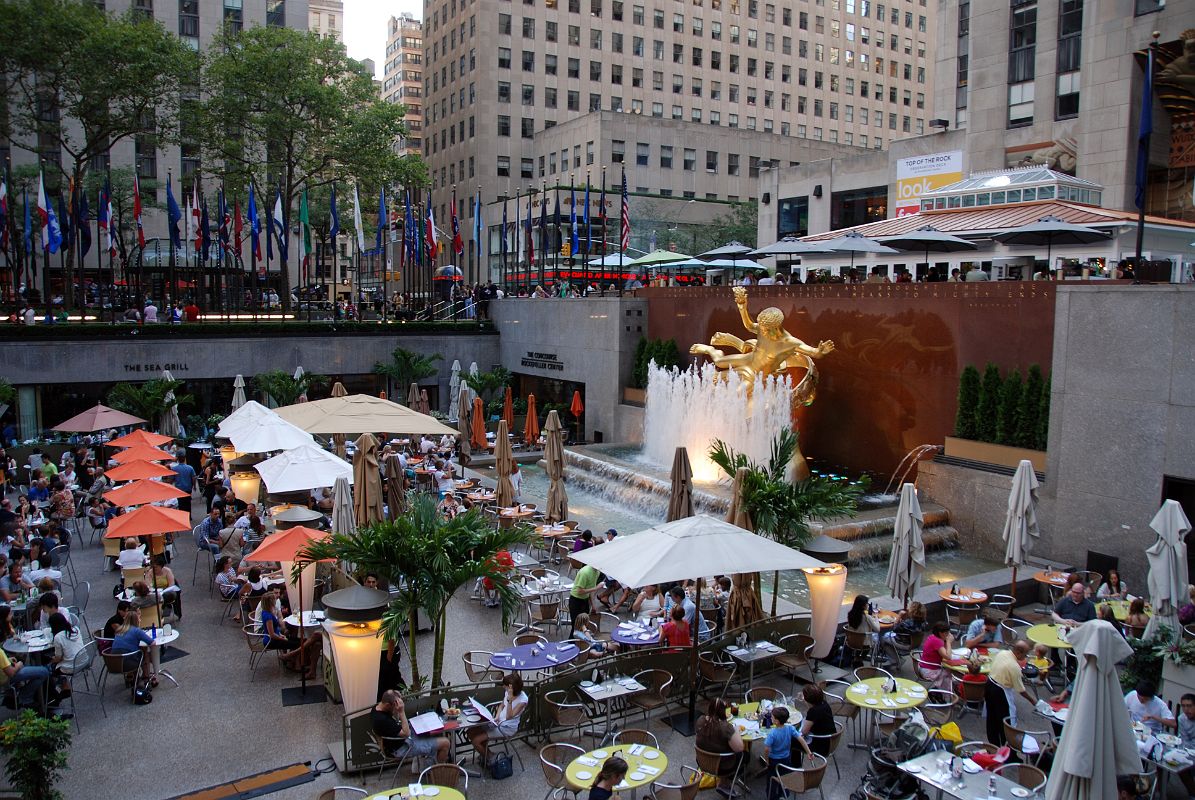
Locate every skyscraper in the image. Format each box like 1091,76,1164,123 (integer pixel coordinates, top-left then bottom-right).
382,14,424,157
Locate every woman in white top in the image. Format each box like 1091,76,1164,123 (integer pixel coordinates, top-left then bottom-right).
115,538,147,570
1096,569,1127,600
467,673,528,763
632,584,665,624
509,463,522,501
50,611,85,691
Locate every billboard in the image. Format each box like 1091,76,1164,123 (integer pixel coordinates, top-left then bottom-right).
894,151,963,217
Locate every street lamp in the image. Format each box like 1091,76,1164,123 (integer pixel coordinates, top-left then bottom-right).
321,584,391,712
801,563,848,660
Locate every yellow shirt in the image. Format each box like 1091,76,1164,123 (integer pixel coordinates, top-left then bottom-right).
0,649,11,685
988,649,1025,693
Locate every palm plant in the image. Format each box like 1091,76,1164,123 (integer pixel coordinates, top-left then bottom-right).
372,347,442,400
300,493,531,688
0,379,15,408
710,428,866,615
462,366,512,406
106,378,193,428
251,369,329,407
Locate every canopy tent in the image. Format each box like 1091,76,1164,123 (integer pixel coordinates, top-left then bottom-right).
107,429,174,449
273,393,458,437
52,404,146,433
227,414,314,454
255,444,353,493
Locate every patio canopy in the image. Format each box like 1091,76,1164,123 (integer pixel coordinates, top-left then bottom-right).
255,443,353,493
274,393,458,437
52,404,146,433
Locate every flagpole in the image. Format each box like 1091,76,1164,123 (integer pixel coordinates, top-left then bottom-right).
1135,33,1159,268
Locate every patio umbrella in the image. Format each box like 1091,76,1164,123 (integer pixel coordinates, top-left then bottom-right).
993,215,1110,272
272,505,326,528
103,479,187,507
274,394,458,437
331,476,356,537
748,237,836,257
569,390,584,443
1043,620,1139,800
110,446,176,464
293,366,308,403
406,382,420,409
666,446,694,522
105,504,191,540
725,467,765,630
329,381,348,458
628,249,693,267
586,252,632,267
419,389,430,417
106,459,176,482
159,370,181,439
1144,499,1192,640
467,362,479,404
52,404,145,433
384,454,407,521
1001,460,1040,602
885,483,925,608
228,414,314,454
352,433,384,527
457,387,472,467
880,224,978,268
523,394,540,448
544,411,568,523
231,374,247,411
255,444,353,494
217,400,278,439
107,429,173,449
469,397,487,452
698,241,757,259
819,230,900,270
448,361,462,420
494,420,516,507
502,386,514,430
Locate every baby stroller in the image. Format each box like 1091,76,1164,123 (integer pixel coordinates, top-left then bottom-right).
854,719,931,800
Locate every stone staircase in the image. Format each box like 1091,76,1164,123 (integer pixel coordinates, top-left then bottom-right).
808,501,959,564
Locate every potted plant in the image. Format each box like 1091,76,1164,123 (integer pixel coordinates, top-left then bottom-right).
0,710,71,800
1124,626,1195,702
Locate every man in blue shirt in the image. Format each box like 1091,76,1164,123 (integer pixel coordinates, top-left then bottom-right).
170,452,195,513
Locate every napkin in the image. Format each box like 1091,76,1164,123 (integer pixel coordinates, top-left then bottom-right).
559,643,576,651
546,654,558,663
850,685,868,694
639,634,653,641
628,743,644,755
638,765,660,775
494,652,511,657
577,756,600,767
407,784,424,797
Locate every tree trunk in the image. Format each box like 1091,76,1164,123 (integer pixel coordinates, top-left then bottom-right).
407,607,422,687
432,605,448,688
770,569,779,617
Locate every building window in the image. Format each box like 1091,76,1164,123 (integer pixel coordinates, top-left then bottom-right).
497,115,510,136
636,142,649,166
498,81,511,102
1134,0,1163,14
1056,72,1080,119
660,145,673,168
521,117,534,137
1056,0,1082,72
1008,81,1034,127
498,47,511,68
522,50,535,70
1008,3,1037,85
522,84,534,104
179,0,199,43
499,13,511,34
497,156,510,177
223,0,243,34
705,150,719,173
683,148,696,170
831,186,886,228
521,158,534,179
778,196,808,237
266,0,284,27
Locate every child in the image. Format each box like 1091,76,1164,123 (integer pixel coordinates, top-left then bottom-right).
588,756,628,800
572,613,619,656
765,706,811,800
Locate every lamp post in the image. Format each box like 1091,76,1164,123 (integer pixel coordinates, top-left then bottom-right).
321,585,390,713
229,468,261,504
801,563,848,661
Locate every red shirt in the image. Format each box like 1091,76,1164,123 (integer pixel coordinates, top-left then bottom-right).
183,304,200,322
483,550,514,591
660,619,691,648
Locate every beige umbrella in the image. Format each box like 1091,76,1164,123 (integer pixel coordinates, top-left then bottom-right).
885,483,925,608
1044,620,1140,800
159,369,182,438
1001,460,1040,602
666,446,694,522
273,393,458,437
385,453,407,521
352,433,385,527
331,475,356,537
1144,499,1192,640
231,374,247,412
494,420,516,508
457,387,472,467
544,411,568,523
293,366,308,402
329,381,348,459
725,466,765,630
406,382,420,409
419,388,431,416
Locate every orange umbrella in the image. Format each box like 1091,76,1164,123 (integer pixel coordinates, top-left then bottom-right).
502,386,514,430
103,480,187,507
104,504,191,539
470,396,487,451
108,429,174,448
569,390,585,417
111,445,176,464
243,526,332,563
107,460,176,482
523,394,540,447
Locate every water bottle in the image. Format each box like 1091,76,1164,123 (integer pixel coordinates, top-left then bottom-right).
150,624,157,640
987,774,997,797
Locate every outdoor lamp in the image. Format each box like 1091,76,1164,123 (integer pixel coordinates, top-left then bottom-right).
321,585,390,712
220,444,243,463
230,469,262,504
801,564,848,659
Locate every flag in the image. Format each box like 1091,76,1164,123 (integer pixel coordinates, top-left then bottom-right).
1136,47,1154,212
525,191,534,267
182,194,190,252
22,188,31,256
76,185,91,258
329,183,340,241
232,196,242,259
166,175,181,251
247,182,261,261
351,183,364,251
299,187,311,263
402,190,413,263
98,185,111,254
500,195,508,262
199,199,210,262
375,186,386,255
569,184,579,254
103,179,116,257
425,190,438,260
554,188,561,257
538,184,548,261
37,170,62,254
191,182,201,253
218,189,230,254
473,189,484,258
583,177,591,255
0,172,8,253
599,175,607,254
620,166,631,252
451,188,463,255
132,173,145,248
272,185,288,262
57,192,71,252
265,190,273,268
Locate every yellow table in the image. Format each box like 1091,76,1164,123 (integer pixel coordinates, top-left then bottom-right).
731,702,804,742
565,743,670,792
365,787,466,800
1101,600,1151,622
1027,623,1073,649
845,677,927,710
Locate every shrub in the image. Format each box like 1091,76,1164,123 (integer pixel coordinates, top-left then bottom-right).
1015,365,1045,449
975,363,1003,443
1035,374,1051,451
995,369,1022,445
954,365,980,439
631,337,649,388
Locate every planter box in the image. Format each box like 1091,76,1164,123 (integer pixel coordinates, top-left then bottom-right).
944,436,1046,472
622,387,646,406
1162,660,1195,708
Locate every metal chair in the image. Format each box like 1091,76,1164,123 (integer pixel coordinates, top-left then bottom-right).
820,679,861,746
543,688,593,741
922,688,958,726
1002,717,1056,766
993,763,1047,792
804,720,846,780
417,763,468,791
538,742,585,800
626,668,674,721
98,649,144,704
953,676,987,717
70,580,91,638
648,767,703,800
190,524,210,585
315,789,368,800
853,666,892,683
49,544,76,589
694,746,748,797
243,623,281,681
745,686,786,704
614,728,659,748
1000,618,1032,647
946,604,978,638
841,628,871,666
365,730,415,786
62,640,103,729
463,651,504,682
776,633,816,691
697,651,737,698
528,593,565,635
773,753,829,800
513,632,548,648
986,594,1015,621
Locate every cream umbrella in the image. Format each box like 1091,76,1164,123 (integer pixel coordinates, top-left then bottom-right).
1001,460,1040,602
217,400,277,439
384,453,407,521
352,433,385,527
228,414,314,454
885,483,925,608
1043,620,1140,800
273,393,458,437
1144,499,1192,639
159,369,182,438
231,375,247,411
494,420,516,508
457,387,472,467
329,381,349,458
255,444,352,493
666,446,694,522
725,466,765,630
331,475,356,537
466,362,479,405
448,360,462,420
544,411,568,523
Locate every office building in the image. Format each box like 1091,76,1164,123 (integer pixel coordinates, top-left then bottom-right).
308,0,342,40
382,14,425,156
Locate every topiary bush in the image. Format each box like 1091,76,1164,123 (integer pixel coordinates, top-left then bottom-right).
995,369,1022,445
1035,374,1051,451
954,365,980,439
975,363,1003,444
1015,365,1044,449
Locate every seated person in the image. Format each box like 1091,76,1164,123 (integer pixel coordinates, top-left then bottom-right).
1096,569,1128,600
1124,679,1175,736
103,601,132,639
659,604,692,648
695,698,746,793
1097,604,1118,624
371,689,451,763
213,556,241,599
26,480,50,504
1052,582,1097,627
467,673,528,765
963,614,1000,649
0,561,33,601
588,756,629,800
258,593,322,679
1125,598,1151,631
434,463,455,495
111,608,156,684
27,553,61,585
85,497,109,532
571,613,619,656
34,592,74,629
0,647,50,709
437,493,461,519
48,611,84,699
572,530,596,552
114,537,147,570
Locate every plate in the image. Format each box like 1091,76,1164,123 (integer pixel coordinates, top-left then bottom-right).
905,765,922,774
1011,788,1030,797
865,698,878,705
963,760,982,774
592,750,608,758
422,789,440,797
643,749,659,759
580,680,595,687
573,770,592,781
1159,733,1182,746
629,772,647,781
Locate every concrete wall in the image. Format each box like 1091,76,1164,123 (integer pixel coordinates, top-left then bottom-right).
490,296,647,442
918,460,1024,559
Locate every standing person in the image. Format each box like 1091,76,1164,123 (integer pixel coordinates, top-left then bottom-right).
170,452,195,513
569,563,605,632
984,640,1038,745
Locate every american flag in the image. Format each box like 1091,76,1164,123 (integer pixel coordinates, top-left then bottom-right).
619,166,631,252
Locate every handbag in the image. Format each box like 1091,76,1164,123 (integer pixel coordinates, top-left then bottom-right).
489,753,513,780
133,677,154,705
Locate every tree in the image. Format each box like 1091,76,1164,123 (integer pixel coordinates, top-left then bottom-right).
1035,374,1052,451
80,167,159,267
372,347,442,400
954,365,980,439
995,369,1022,446
0,710,71,800
631,337,649,388
462,366,512,405
975,364,1003,444
106,378,192,428
200,26,423,309
0,380,15,408
1015,365,1044,449
696,202,759,252
251,370,329,407
300,494,530,688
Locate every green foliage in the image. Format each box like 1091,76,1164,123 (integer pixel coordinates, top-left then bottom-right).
251,370,329,407
106,378,193,427
975,363,1003,444
299,494,531,687
995,369,1022,446
1120,626,1195,691
462,367,512,405
1015,365,1045,449
631,338,687,388
372,347,442,398
81,167,157,263
0,379,15,407
0,709,71,800
696,203,759,251
631,337,649,388
1035,374,1051,451
954,365,980,439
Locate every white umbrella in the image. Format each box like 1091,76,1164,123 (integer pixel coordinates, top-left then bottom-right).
255,444,353,493
885,483,925,607
228,414,314,454
216,400,278,439
1043,620,1140,800
231,374,247,412
1144,499,1192,640
586,252,633,267
448,360,462,420
159,369,181,438
331,475,356,537
1001,460,1040,601
293,366,308,403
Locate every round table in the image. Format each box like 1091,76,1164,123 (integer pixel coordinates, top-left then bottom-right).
565,744,670,792
731,703,805,742
876,610,901,628
939,588,988,605
499,507,536,520
1033,570,1069,587
534,525,574,538
1103,600,1151,621
284,611,326,630
466,492,496,504
944,647,995,674
611,624,662,647
3,632,53,658
845,677,928,710
141,628,181,648
364,786,466,800
489,641,580,671
1027,623,1073,649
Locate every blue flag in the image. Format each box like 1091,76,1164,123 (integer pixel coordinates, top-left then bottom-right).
583,179,591,255
570,186,579,254
57,194,71,251
166,176,182,250
77,187,91,258
247,182,261,261
473,189,484,258
329,184,340,240
501,195,508,261
376,186,386,254
1135,47,1154,212
200,199,211,262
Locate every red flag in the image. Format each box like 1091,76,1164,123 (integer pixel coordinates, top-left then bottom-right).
451,188,463,255
425,191,438,261
191,182,201,252
132,174,145,248
233,197,243,259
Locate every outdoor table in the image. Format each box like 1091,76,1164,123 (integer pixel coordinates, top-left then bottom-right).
514,579,571,633
1103,599,1151,621
364,787,466,800
611,621,662,647
876,610,900,628
140,626,181,687
577,675,647,741
897,750,1028,800
731,702,804,777
116,586,175,603
3,630,54,662
466,492,496,504
938,588,988,605
724,640,783,685
565,743,669,792
846,677,927,711
1033,570,1069,587
498,506,536,521
284,610,327,632
1036,699,1068,726
509,550,539,569
943,647,995,674
1026,623,1072,650
534,524,575,538
489,641,580,672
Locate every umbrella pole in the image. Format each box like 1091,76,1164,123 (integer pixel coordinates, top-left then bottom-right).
298,566,307,695
1009,565,1018,604
668,577,700,736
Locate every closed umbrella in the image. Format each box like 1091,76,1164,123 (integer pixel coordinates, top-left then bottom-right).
544,411,568,523
523,394,540,448
569,390,584,443
1001,460,1040,602
419,389,430,417
1144,499,1192,640
467,362,479,404
52,404,146,433
256,444,353,494
159,370,181,438
885,483,925,608
406,382,420,409
329,381,348,459
352,433,385,528
469,396,487,452
231,374,247,411
667,446,694,522
457,387,472,467
725,466,765,630
494,420,516,508
448,360,462,420
293,366,308,403
385,454,407,521
993,215,1110,273
502,386,514,430
331,475,356,537
1043,620,1140,800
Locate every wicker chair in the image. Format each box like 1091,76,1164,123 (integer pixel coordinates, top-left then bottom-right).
993,763,1047,791
513,632,549,648
463,651,504,682
853,666,892,683
539,743,585,800
694,746,748,797
955,740,999,758
922,688,958,726
1003,717,1057,766
543,688,593,741
697,651,737,698
946,604,978,638
773,753,829,800
804,720,846,780
776,633,816,691
417,763,468,791
626,668,674,722
953,676,987,717
745,686,786,704
841,628,871,667
649,770,703,800
614,728,659,748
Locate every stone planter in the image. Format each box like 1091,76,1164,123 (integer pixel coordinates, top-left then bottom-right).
622,387,647,406
943,436,1046,472
1161,660,1195,707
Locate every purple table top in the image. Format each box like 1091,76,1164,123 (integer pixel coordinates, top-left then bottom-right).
611,624,663,646
489,641,580,671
